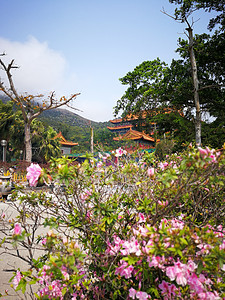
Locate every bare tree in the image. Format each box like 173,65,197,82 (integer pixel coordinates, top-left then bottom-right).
185,18,201,146
162,9,202,146
0,54,80,162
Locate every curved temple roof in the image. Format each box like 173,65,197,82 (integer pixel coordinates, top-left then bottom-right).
54,132,78,146
113,129,159,143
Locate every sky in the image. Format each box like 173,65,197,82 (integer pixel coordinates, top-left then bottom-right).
0,0,216,122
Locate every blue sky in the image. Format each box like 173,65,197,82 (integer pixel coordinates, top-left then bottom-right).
1,0,216,122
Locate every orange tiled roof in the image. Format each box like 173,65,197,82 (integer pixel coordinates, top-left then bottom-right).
110,111,148,123
55,132,78,146
107,124,133,130
113,129,160,143
110,108,183,124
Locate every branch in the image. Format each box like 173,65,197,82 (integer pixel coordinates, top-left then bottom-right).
199,84,224,91
0,81,16,101
5,60,21,100
30,92,80,121
0,58,20,99
65,102,83,112
161,7,199,28
0,57,28,120
161,7,178,22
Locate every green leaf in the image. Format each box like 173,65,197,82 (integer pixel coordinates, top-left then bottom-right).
197,261,204,274
179,237,188,245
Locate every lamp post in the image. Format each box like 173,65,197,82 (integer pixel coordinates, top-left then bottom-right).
1,140,7,162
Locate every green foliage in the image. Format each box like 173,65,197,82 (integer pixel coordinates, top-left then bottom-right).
114,1,225,150
155,138,176,160
39,127,61,162
0,99,15,139
114,59,169,118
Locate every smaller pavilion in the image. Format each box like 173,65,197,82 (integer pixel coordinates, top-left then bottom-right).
55,132,78,155
113,129,159,150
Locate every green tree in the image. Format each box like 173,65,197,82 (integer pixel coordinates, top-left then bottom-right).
0,100,15,140
39,127,61,162
114,59,169,118
114,1,225,148
94,128,120,151
113,59,193,145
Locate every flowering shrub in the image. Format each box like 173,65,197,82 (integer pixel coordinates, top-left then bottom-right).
0,146,225,299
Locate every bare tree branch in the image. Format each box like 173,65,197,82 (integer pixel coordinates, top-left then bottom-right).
199,84,224,91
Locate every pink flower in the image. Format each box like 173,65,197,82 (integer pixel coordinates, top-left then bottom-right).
62,269,70,280
198,291,220,300
97,161,103,168
187,260,197,272
26,163,42,187
13,271,22,289
106,236,124,255
129,288,137,299
158,280,169,294
102,153,111,162
158,200,168,207
136,291,150,299
198,147,208,158
176,272,187,286
158,162,168,171
41,238,47,245
115,260,134,279
159,280,178,298
148,255,164,269
147,167,155,177
80,189,92,201
120,237,141,256
138,213,146,223
166,266,176,281
115,147,127,157
14,223,22,235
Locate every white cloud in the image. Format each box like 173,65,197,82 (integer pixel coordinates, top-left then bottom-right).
0,36,77,97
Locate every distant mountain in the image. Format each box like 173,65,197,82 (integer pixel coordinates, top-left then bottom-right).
39,108,110,129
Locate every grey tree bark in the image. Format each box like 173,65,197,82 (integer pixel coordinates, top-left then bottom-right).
186,23,201,146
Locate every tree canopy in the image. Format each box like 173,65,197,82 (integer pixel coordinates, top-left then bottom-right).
114,0,225,148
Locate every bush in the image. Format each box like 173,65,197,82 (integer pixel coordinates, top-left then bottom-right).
0,146,225,299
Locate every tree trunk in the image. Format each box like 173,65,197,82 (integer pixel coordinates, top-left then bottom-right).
186,26,201,146
24,122,32,162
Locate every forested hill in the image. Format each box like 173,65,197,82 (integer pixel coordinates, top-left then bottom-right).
39,108,110,130
39,109,117,153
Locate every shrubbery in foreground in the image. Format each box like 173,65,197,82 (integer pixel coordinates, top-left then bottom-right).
0,145,225,299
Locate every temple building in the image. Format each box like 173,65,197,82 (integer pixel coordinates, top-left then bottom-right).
108,113,158,150
55,132,78,155
108,108,183,149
